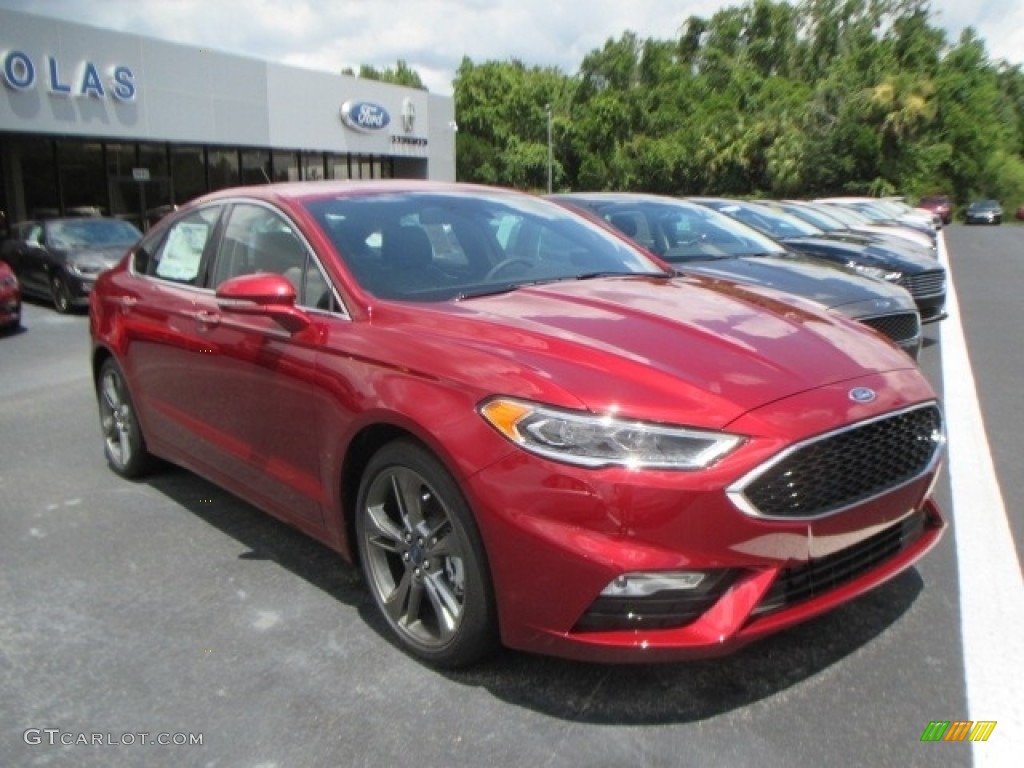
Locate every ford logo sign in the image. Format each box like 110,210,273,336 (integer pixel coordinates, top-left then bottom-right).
340,100,391,132
849,387,877,403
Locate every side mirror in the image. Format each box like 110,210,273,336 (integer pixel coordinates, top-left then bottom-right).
215,273,310,333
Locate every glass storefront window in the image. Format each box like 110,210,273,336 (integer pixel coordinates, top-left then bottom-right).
57,141,106,215
241,149,271,185
325,153,348,180
16,137,58,219
208,148,240,191
138,143,169,177
171,145,206,204
300,151,325,181
106,143,137,178
271,150,299,182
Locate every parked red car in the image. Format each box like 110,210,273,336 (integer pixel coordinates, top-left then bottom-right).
89,181,946,666
917,195,953,225
0,258,21,330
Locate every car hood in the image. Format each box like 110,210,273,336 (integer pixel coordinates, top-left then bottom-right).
673,254,915,314
808,229,932,260
781,235,937,273
63,245,131,269
377,275,920,430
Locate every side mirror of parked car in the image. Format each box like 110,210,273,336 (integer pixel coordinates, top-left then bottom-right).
215,272,310,333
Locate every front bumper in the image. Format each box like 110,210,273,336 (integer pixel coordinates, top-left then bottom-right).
465,371,944,662
0,284,20,327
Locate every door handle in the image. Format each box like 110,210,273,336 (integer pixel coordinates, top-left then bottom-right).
194,310,221,328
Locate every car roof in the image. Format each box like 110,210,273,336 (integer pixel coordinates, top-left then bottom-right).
192,179,516,206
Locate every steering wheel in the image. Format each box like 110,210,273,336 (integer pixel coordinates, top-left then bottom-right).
484,258,534,280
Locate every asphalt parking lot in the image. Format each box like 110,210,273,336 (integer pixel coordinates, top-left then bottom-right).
2,224,1020,767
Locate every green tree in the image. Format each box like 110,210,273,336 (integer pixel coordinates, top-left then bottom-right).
342,60,427,90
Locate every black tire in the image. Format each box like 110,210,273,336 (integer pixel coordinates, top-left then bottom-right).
96,358,153,478
355,439,497,667
51,273,73,314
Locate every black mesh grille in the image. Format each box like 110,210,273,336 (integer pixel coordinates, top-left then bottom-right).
752,509,934,615
733,405,943,519
860,312,921,345
898,270,946,298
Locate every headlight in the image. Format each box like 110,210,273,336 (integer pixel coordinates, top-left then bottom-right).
479,398,744,470
847,262,902,282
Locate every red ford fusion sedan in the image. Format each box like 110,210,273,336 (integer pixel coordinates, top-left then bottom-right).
89,181,946,667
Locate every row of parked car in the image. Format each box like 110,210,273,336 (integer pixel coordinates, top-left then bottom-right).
5,181,951,669
552,194,948,360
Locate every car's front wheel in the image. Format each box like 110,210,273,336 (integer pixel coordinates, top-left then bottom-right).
97,358,153,478
51,273,73,314
355,439,497,667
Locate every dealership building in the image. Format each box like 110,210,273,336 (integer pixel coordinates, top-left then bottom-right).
0,8,457,230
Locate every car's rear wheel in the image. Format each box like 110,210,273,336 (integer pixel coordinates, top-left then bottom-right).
51,274,72,314
355,439,497,667
97,358,153,478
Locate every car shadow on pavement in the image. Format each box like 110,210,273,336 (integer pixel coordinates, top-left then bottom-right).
443,567,923,724
144,465,924,726
144,467,369,609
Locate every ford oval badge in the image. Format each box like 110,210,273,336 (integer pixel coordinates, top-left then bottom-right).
849,387,877,403
340,100,391,132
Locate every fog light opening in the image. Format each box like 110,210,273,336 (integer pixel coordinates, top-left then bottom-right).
600,571,707,598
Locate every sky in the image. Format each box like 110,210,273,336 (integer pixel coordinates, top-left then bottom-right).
2,0,1022,94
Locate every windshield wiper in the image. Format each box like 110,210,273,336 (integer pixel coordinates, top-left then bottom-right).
573,270,673,280
455,277,566,300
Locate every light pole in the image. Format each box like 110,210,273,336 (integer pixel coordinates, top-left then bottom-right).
545,103,553,194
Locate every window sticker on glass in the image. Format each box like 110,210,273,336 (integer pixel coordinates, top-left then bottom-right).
157,222,208,281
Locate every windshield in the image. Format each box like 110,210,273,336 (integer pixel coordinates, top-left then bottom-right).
776,203,845,232
567,198,785,263
47,219,142,249
707,201,824,239
303,190,667,301
815,204,871,227
847,202,894,222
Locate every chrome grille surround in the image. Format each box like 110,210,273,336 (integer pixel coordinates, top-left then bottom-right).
727,403,945,520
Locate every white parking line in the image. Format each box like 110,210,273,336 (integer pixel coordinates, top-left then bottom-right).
939,234,1023,761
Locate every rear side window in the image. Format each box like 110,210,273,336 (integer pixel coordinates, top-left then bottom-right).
137,207,220,284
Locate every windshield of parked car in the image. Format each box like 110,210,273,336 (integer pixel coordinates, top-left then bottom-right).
567,199,786,263
47,219,143,250
303,190,669,301
774,203,846,232
706,201,824,240
846,202,894,222
814,204,871,227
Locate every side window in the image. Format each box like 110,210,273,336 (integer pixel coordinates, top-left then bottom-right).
148,208,218,284
212,204,330,310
